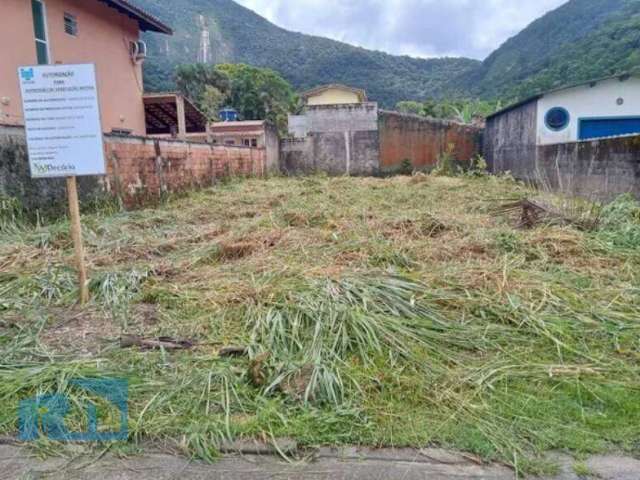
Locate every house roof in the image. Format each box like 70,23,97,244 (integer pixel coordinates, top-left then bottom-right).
143,93,207,135
96,0,173,34
486,72,637,121
210,120,266,127
210,120,266,133
300,84,367,101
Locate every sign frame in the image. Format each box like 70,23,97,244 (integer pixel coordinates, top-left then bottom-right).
18,63,108,304
18,62,106,179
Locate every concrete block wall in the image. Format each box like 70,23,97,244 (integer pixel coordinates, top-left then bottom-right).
379,111,483,172
302,103,379,133
0,124,266,216
282,103,380,176
535,135,640,201
280,137,315,175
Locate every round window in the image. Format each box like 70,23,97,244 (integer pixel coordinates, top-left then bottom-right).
545,107,570,131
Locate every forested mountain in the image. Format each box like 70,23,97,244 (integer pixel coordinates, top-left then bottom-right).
136,0,640,107
137,0,479,108
457,0,640,101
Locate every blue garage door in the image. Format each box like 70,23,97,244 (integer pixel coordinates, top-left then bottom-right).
579,117,640,140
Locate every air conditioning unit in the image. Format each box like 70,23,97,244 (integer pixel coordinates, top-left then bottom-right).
130,40,148,63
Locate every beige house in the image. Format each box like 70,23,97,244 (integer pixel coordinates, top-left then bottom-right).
209,120,268,147
301,84,367,106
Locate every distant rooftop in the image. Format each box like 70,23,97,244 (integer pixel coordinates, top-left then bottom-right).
301,84,367,102
487,73,637,121
96,0,173,34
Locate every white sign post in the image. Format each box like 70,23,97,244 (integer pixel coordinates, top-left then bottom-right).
18,64,106,304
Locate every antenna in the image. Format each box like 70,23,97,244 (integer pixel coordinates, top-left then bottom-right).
198,15,211,64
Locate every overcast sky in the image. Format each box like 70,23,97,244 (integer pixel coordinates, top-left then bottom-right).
234,0,568,60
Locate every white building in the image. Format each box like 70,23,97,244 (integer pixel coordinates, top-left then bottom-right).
483,73,640,200
536,74,640,145
487,74,640,148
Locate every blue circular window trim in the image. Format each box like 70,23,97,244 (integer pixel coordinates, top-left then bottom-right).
545,107,570,131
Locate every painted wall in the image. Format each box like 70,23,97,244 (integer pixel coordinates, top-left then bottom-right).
0,0,147,135
379,111,482,172
537,77,640,145
1,0,38,126
0,125,266,216
306,89,362,106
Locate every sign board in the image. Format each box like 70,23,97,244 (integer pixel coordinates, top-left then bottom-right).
18,64,105,178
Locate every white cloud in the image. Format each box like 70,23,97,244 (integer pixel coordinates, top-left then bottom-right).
235,0,568,59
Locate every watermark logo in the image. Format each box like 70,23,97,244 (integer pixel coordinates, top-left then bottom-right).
20,68,35,82
19,378,128,442
33,163,76,175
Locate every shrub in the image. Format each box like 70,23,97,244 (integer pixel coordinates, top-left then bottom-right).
596,194,640,249
432,144,459,177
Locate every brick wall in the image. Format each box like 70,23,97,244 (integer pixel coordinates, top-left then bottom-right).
0,124,266,217
103,135,266,207
379,111,483,172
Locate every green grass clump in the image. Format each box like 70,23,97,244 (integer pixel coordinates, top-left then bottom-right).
248,275,452,404
596,193,640,249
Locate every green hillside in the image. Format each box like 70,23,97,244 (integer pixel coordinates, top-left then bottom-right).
461,0,640,101
136,0,640,107
137,0,478,108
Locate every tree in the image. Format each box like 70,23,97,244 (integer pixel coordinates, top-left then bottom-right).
175,64,230,120
199,85,226,121
174,63,297,130
216,64,297,131
395,98,501,124
396,101,425,116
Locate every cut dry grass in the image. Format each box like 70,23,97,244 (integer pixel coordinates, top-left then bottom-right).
2,174,640,475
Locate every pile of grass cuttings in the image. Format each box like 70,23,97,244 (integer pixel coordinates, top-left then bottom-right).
494,196,601,231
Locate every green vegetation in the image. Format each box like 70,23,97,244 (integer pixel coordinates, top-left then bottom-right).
464,0,640,101
137,0,640,108
175,63,297,129
395,99,501,123
174,63,231,120
2,175,640,475
137,0,480,108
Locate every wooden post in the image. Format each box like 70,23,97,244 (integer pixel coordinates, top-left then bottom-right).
66,176,89,305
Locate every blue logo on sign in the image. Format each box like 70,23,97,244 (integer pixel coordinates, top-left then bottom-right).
18,378,128,442
20,68,35,82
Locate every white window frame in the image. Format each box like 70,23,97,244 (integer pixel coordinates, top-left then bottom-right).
32,0,52,64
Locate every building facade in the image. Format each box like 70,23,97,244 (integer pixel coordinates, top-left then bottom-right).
536,75,640,145
283,104,481,176
485,75,640,157
484,74,640,200
209,120,280,173
1,0,171,135
485,74,640,174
